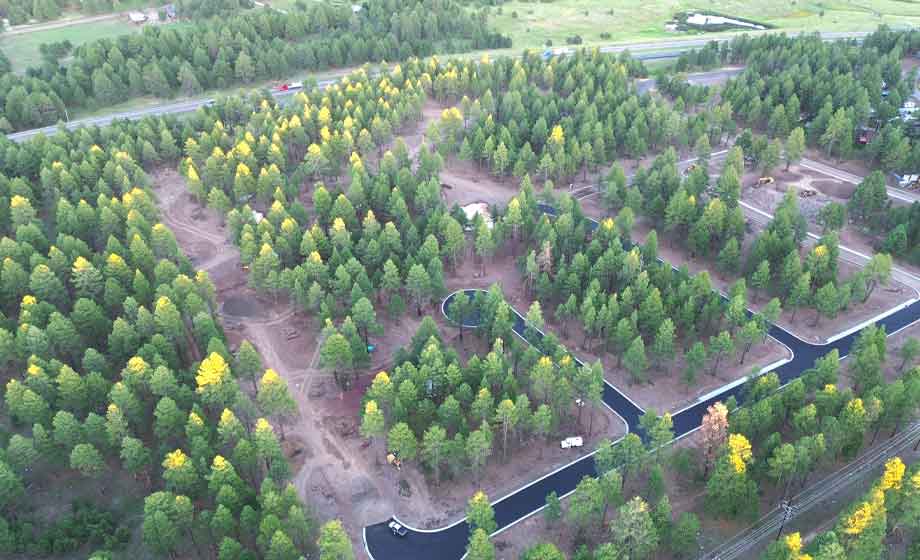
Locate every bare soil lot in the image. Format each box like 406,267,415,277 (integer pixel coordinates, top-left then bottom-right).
744,159,920,281
441,160,526,208
577,170,914,345
560,314,790,414
152,167,247,293
739,164,920,341
374,247,630,528
497,320,920,560
153,163,628,553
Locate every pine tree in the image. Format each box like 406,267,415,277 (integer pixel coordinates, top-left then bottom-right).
70,443,106,479
623,336,648,384
611,497,659,560
257,369,298,441
465,528,495,560
467,490,497,534
406,264,431,317
317,520,354,560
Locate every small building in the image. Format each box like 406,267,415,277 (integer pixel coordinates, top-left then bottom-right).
351,4,362,13
128,11,147,24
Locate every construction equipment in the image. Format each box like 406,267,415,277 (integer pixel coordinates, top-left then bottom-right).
896,174,920,190
386,452,402,470
560,436,584,449
755,176,775,187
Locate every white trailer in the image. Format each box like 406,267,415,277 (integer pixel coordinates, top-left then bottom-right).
560,436,584,449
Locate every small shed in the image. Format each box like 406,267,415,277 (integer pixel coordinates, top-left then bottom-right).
128,11,147,24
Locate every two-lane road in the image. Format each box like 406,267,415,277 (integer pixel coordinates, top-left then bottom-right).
364,202,920,560
5,31,870,144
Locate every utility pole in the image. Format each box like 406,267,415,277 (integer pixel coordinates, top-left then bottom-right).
775,499,796,541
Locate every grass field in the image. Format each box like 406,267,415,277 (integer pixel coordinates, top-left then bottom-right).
486,0,920,51
1,20,141,72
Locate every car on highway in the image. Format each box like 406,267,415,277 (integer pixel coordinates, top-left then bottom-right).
388,520,408,537
273,82,304,92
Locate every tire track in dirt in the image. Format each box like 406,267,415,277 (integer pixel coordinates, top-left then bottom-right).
151,170,395,554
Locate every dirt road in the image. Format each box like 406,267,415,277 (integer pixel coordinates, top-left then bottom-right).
3,12,121,36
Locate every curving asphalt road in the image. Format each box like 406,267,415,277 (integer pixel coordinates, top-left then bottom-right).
364,205,920,560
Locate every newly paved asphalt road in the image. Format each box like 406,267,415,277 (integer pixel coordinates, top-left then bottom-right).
1,26,886,558
364,206,920,560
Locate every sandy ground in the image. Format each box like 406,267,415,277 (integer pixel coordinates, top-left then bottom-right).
737,163,919,343
375,245,630,529
574,160,915,345
559,314,790,414
497,320,920,560
743,162,920,280
441,160,529,208
881,321,920,383
153,160,629,556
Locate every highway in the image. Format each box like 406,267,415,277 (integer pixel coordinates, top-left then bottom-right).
364,202,920,560
4,31,870,144
3,25,900,558
3,82,334,143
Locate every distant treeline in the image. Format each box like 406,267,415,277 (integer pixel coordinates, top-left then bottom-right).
0,0,510,132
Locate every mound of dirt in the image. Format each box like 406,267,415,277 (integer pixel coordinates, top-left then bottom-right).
813,179,855,199
221,295,269,319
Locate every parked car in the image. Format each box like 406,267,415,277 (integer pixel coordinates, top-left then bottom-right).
389,520,408,537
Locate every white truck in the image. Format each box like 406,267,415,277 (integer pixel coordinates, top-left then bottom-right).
560,436,584,449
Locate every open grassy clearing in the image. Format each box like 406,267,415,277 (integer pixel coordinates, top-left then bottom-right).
485,0,920,51
1,20,140,72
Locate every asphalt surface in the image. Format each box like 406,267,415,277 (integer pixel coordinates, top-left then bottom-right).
2,25,890,557
635,66,745,95
3,84,330,143
4,31,869,143
364,204,920,560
